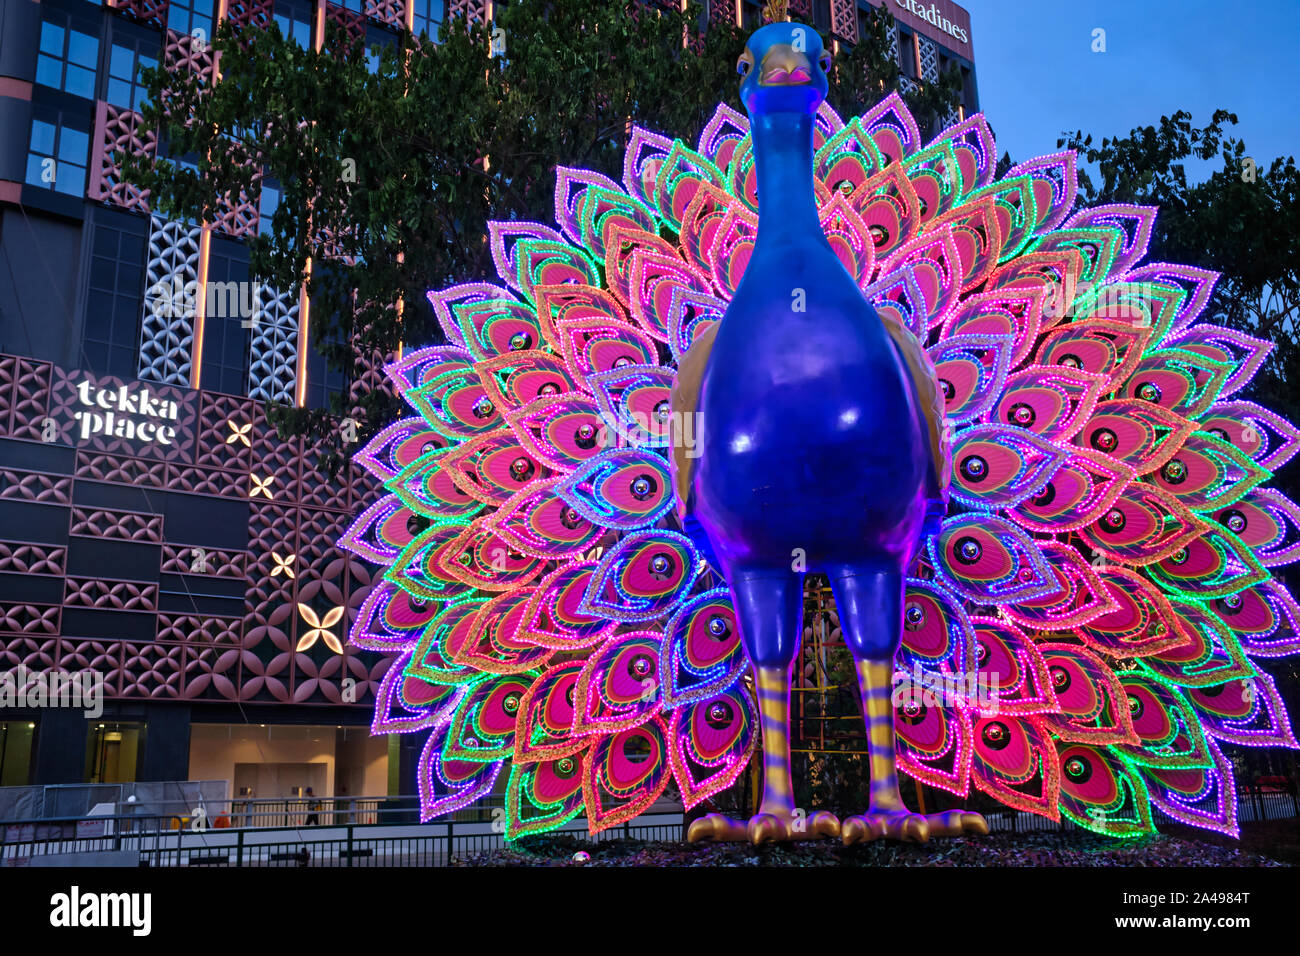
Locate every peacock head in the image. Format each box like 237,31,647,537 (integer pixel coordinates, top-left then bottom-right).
737,23,831,117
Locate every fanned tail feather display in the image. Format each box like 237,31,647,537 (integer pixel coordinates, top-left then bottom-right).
339,94,1300,840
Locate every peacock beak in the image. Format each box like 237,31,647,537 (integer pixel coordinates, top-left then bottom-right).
758,45,813,86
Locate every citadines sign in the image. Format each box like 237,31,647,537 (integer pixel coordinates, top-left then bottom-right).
891,0,973,59
72,380,181,444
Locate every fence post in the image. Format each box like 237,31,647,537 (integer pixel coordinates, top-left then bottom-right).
446,820,454,866
236,828,244,867
347,824,354,867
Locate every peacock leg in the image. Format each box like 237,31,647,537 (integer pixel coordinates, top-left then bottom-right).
687,569,840,845
828,563,987,845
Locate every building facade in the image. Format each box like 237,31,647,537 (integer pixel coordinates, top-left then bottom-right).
0,0,976,802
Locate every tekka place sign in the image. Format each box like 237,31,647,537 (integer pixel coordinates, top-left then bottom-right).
48,367,197,461
73,380,181,444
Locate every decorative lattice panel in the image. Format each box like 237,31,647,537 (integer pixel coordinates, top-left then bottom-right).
363,0,406,30
88,102,157,212
899,73,919,96
225,0,274,31
69,507,163,543
449,0,489,24
138,215,203,386
163,29,215,86
0,471,71,506
75,452,168,487
156,614,241,645
886,24,900,64
316,224,357,264
918,34,938,82
0,357,52,440
194,392,257,471
247,284,302,404
0,542,66,576
64,577,159,612
0,604,61,637
0,350,386,705
167,463,247,498
830,0,858,42
324,3,367,43
211,175,260,238
160,543,247,579
112,0,168,30
708,0,737,29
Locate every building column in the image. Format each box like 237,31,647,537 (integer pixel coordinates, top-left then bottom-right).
138,702,192,781
32,709,89,785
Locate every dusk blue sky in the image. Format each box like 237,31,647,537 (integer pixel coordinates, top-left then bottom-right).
962,0,1300,181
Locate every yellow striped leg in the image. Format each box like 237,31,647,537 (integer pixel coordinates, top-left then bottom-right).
687,663,839,843
857,660,908,811
842,659,987,844
754,664,795,816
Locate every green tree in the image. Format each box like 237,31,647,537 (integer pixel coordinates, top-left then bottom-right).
1059,113,1300,464
124,0,958,473
1061,114,1300,767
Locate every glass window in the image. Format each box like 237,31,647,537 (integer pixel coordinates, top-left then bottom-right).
813,0,831,32
84,209,148,380
167,0,216,45
86,722,145,784
366,26,395,72
410,0,444,41
304,327,347,411
899,29,917,77
106,40,158,112
274,0,315,48
303,261,349,410
258,180,281,236
201,236,253,396
0,722,36,787
35,18,100,99
25,116,90,198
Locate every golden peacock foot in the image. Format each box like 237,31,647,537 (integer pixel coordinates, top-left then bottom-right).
841,809,988,845
687,809,841,844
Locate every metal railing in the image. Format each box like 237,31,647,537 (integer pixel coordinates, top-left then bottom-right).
3,787,1295,866
0,805,687,867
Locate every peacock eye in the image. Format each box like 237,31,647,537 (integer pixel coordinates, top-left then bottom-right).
819,53,831,71
738,51,753,76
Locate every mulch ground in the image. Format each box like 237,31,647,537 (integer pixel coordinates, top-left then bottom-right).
453,820,1298,867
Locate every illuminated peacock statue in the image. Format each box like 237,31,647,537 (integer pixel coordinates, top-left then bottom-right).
340,24,1299,845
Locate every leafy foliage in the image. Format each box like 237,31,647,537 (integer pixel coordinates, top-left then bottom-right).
1060,113,1300,470
1062,113,1300,752
123,0,959,474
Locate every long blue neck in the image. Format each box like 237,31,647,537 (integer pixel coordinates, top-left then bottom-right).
751,111,824,254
